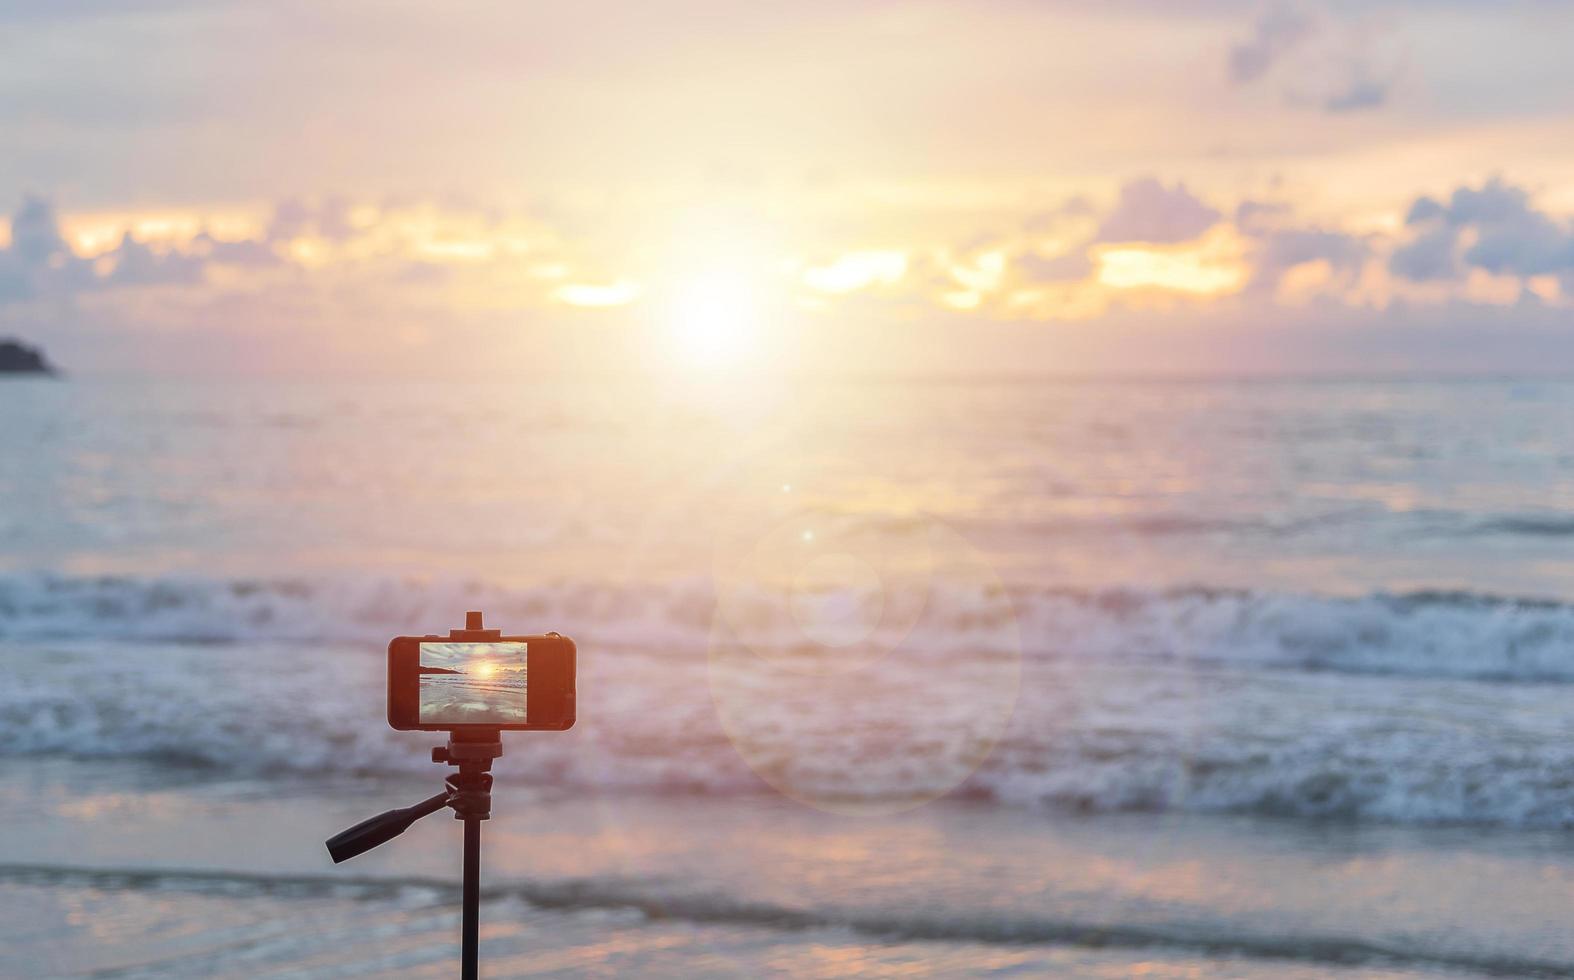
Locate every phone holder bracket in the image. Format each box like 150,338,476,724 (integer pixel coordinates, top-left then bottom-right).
448,609,502,642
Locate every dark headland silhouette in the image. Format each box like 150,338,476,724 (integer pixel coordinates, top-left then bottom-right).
0,339,58,376
416,665,462,675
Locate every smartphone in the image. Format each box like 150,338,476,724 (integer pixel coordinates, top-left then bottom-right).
387,633,576,732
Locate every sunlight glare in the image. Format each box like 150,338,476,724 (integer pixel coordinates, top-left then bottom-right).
668,271,760,369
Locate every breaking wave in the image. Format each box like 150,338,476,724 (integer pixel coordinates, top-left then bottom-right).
6,572,1574,828
3,571,1574,681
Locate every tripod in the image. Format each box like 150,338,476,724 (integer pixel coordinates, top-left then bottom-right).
326,728,501,980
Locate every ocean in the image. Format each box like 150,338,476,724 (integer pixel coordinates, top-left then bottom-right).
3,374,1574,977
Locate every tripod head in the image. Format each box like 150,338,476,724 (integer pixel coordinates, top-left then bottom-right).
325,728,502,863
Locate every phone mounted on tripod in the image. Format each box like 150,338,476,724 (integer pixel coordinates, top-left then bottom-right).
325,612,575,980
387,612,575,732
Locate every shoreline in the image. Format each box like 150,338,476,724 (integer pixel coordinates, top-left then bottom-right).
1,757,1571,977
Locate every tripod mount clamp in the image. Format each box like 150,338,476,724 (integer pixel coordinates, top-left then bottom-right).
434,730,501,821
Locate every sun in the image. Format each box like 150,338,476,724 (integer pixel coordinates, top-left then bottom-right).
667,271,761,370
470,660,497,680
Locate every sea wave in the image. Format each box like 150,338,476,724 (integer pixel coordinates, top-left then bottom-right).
4,571,1574,681
6,572,1574,829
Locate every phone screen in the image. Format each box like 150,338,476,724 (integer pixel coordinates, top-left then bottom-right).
418,641,529,725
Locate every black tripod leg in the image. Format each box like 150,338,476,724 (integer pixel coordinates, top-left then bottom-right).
462,815,480,980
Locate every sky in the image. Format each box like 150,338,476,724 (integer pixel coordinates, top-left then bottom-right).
420,642,527,676
5,0,1574,375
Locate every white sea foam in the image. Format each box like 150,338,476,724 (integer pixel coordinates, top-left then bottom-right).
5,573,1574,828
4,572,1574,680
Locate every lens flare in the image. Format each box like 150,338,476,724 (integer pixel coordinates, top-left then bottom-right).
709,492,1022,816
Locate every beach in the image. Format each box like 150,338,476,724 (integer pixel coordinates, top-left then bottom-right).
6,757,1574,977
4,376,1574,976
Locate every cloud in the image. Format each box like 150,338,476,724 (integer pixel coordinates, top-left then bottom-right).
266,197,355,243
0,263,31,304
1247,226,1367,292
0,196,96,302
0,196,227,304
1465,218,1571,280
1389,225,1456,281
1024,195,1096,233
266,198,311,242
1015,247,1093,283
192,231,282,267
10,173,1574,378
1322,73,1392,113
1403,195,1446,226
1228,4,1312,84
1095,178,1221,244
103,231,206,286
1391,177,1574,282
1229,3,1402,114
1447,179,1535,227
1234,199,1291,233
1306,56,1400,114
9,194,71,266
1225,197,1372,296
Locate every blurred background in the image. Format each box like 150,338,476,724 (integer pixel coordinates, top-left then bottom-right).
5,2,1574,976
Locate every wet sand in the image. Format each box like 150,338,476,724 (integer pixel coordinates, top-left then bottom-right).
2,757,1571,978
